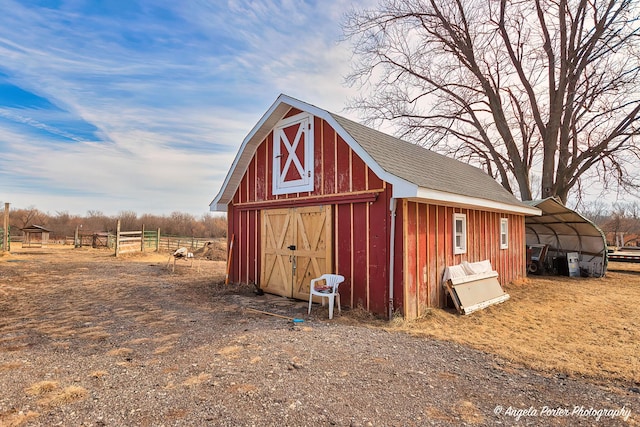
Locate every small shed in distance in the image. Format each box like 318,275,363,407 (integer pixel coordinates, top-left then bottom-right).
210,94,541,319
22,225,51,248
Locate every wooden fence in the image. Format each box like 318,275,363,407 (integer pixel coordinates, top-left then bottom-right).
0,228,9,251
113,221,215,257
60,221,216,257
158,236,212,253
115,221,160,256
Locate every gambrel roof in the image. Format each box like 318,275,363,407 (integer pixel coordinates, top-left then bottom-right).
210,94,540,216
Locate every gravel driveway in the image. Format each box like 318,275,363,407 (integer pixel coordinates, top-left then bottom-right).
0,248,636,426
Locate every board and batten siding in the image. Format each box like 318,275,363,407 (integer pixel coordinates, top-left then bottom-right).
225,107,527,318
227,111,392,314
399,200,526,319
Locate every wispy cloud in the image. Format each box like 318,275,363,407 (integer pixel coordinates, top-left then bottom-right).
0,0,369,215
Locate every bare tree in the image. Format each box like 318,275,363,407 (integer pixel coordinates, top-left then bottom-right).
580,199,610,225
118,211,138,231
343,0,640,203
12,206,46,229
602,201,640,245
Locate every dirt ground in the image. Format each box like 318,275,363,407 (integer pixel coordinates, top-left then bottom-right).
0,247,638,426
390,263,640,384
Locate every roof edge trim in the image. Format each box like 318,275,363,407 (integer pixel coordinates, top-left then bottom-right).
414,188,542,215
210,94,420,209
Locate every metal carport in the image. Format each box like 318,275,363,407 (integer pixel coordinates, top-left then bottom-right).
524,198,607,277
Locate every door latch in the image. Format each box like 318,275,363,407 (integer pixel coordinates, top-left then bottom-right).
288,245,296,250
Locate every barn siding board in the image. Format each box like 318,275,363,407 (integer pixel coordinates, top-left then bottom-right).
336,203,353,306
417,203,428,316
351,148,367,192
482,211,490,261
392,201,404,315
322,121,336,195
314,117,323,195
367,166,384,191
249,209,257,285
248,157,256,202
427,205,437,307
240,171,246,205
255,141,266,201
235,208,242,283
352,202,369,309
511,215,517,278
336,136,351,194
436,205,447,307
475,211,481,260
408,201,420,318
227,203,238,282
266,133,274,201
368,191,389,315
241,210,247,283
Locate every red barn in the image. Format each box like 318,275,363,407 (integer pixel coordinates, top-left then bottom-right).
210,95,540,319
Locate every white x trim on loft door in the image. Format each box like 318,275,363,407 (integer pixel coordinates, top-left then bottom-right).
272,112,314,195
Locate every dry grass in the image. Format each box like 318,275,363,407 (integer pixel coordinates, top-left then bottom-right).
456,400,485,425
0,409,40,427
25,381,59,396
228,383,258,394
38,386,88,406
106,347,133,357
181,373,212,386
216,345,242,357
153,343,175,355
384,262,640,382
89,370,108,379
0,362,23,372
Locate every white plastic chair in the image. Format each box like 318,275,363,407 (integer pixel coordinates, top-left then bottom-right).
308,274,345,319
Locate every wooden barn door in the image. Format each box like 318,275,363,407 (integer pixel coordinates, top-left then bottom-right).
261,208,294,297
261,206,332,299
292,206,332,299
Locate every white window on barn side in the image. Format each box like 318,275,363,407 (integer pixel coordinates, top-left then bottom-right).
500,217,509,249
453,213,467,255
272,112,314,195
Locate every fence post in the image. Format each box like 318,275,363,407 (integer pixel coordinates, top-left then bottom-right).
156,228,160,252
2,202,8,252
141,224,145,253
115,220,121,257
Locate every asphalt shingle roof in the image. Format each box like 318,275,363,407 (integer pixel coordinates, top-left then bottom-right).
210,94,538,214
331,113,528,208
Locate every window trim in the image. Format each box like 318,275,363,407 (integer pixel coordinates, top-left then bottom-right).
500,217,509,249
272,112,314,195
453,213,467,255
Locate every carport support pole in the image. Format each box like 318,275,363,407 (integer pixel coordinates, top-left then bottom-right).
2,202,9,252
388,198,397,320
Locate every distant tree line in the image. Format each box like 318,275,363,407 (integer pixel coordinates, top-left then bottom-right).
580,201,640,247
2,206,227,239
3,201,638,246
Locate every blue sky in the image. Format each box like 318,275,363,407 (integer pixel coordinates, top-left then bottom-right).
0,0,372,216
